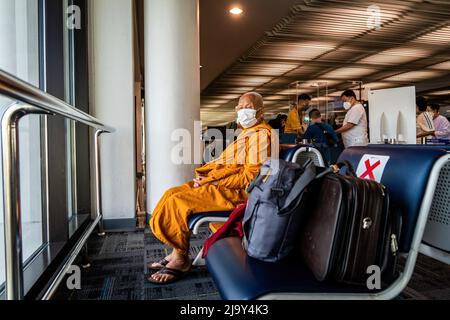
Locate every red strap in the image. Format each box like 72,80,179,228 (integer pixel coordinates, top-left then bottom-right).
202,203,247,258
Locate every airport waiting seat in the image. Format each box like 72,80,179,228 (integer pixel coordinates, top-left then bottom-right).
279,133,298,144
419,146,450,265
280,144,326,167
205,145,449,299
365,144,450,265
189,144,320,266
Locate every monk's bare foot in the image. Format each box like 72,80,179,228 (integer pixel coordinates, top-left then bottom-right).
149,257,191,284
148,252,174,269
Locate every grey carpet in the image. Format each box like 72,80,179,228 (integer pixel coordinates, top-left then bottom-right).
53,228,450,300
53,227,220,300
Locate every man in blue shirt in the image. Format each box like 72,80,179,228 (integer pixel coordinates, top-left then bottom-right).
303,109,339,165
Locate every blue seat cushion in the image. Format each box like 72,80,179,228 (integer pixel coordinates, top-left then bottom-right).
280,145,301,162
187,211,232,230
339,146,447,252
206,237,377,300
279,133,297,144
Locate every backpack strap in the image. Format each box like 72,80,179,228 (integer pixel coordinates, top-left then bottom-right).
279,160,358,213
247,164,271,193
279,160,316,213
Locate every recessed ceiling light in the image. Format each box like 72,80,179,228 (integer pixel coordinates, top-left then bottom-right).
229,7,243,15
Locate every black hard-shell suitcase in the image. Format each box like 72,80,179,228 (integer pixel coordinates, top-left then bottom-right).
300,163,401,285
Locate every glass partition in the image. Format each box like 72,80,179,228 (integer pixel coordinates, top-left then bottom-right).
0,0,42,287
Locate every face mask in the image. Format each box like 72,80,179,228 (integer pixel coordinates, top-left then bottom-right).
299,103,309,111
237,108,258,129
343,102,352,110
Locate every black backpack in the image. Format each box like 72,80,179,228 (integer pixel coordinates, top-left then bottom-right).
243,159,319,262
316,123,336,147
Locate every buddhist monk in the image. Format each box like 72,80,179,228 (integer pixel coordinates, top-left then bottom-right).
148,92,273,284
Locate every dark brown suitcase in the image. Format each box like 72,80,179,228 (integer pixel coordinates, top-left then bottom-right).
300,165,400,285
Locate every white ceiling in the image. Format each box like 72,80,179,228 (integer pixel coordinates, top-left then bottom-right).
200,0,450,127
200,0,302,90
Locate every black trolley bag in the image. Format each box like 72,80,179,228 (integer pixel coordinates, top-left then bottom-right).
300,162,401,286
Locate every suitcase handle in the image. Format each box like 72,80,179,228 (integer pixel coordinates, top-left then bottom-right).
334,160,357,177
315,160,357,180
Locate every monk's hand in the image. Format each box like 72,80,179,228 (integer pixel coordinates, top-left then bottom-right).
193,176,219,188
193,175,207,188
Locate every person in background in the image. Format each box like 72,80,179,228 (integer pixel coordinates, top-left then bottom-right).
328,114,339,131
428,103,450,140
335,90,368,148
284,94,312,135
416,96,435,143
268,113,288,133
304,109,338,165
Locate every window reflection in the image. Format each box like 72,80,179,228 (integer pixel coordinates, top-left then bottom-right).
0,0,42,287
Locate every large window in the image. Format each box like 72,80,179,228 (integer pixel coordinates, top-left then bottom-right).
0,0,43,286
64,0,77,220
0,0,91,294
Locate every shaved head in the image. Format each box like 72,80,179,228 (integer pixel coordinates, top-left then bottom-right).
240,92,264,110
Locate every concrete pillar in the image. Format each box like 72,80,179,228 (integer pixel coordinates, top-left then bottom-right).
89,0,136,223
145,0,201,213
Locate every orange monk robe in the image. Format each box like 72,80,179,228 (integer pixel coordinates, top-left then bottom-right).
150,122,273,254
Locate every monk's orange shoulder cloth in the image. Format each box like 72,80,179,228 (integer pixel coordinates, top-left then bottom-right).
195,122,274,189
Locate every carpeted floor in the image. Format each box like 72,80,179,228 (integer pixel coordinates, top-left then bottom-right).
54,228,221,300
53,228,450,300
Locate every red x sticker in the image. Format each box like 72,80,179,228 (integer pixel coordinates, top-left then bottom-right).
360,159,381,180
356,155,390,183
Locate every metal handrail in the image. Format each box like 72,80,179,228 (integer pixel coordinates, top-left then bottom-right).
0,69,115,133
0,69,115,300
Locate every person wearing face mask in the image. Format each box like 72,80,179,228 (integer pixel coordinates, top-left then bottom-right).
303,109,338,165
416,96,435,144
335,90,369,148
427,103,448,140
148,92,273,285
268,114,288,133
284,94,312,136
